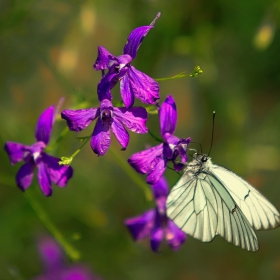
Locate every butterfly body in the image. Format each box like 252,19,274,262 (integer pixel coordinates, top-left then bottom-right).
166,153,280,252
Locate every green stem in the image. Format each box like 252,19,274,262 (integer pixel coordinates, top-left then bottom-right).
24,189,80,261
54,126,69,145
59,136,91,165
155,72,189,81
109,147,153,201
148,129,162,143
70,136,91,159
155,66,203,81
46,126,69,152
0,175,80,261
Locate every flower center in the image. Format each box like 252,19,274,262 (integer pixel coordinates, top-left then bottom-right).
166,140,188,161
100,108,113,125
172,147,179,160
24,141,46,164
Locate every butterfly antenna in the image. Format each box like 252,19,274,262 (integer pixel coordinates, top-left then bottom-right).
207,111,216,157
188,153,196,160
190,142,202,154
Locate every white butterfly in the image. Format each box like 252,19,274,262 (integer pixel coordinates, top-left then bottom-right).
166,153,280,252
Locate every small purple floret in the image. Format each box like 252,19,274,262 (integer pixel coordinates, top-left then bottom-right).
93,13,161,108
61,99,148,156
125,176,186,252
128,95,191,184
4,106,73,196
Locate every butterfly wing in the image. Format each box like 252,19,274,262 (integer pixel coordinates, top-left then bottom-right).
207,174,259,252
166,169,259,252
166,171,218,243
211,164,280,230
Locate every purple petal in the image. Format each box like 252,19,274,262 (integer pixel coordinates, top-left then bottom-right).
146,158,166,185
16,162,35,191
113,107,148,134
93,46,114,70
97,73,118,102
111,117,129,150
4,142,28,165
37,161,52,196
159,95,177,137
163,133,180,146
128,144,164,174
120,73,135,108
163,135,180,160
150,224,164,252
61,108,99,132
90,118,111,156
151,176,169,214
116,54,133,68
163,135,191,168
37,236,64,271
125,209,155,241
123,26,154,59
177,137,192,163
99,98,113,111
166,219,186,251
152,176,169,198
121,66,160,107
107,56,120,70
172,162,186,172
35,106,55,145
42,153,73,187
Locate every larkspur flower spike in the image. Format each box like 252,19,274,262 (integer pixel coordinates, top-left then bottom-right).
4,106,73,196
94,13,161,108
128,95,191,184
125,176,186,252
61,99,148,156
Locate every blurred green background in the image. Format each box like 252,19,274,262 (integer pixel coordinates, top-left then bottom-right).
1,0,280,279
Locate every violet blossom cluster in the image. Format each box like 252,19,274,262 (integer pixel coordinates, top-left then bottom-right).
4,12,193,253
125,177,186,251
5,106,73,196
61,13,162,155
125,94,190,251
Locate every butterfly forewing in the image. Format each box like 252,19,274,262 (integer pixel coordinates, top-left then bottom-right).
167,171,219,243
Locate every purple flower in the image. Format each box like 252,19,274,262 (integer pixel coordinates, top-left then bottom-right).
125,177,186,252
93,13,161,108
4,106,73,196
33,236,101,280
61,99,148,156
128,95,191,184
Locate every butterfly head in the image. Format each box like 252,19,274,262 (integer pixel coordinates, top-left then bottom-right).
188,153,213,174
193,153,210,163
201,155,209,163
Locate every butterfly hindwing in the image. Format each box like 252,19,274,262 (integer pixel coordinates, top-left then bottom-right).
207,175,259,252
211,165,280,230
